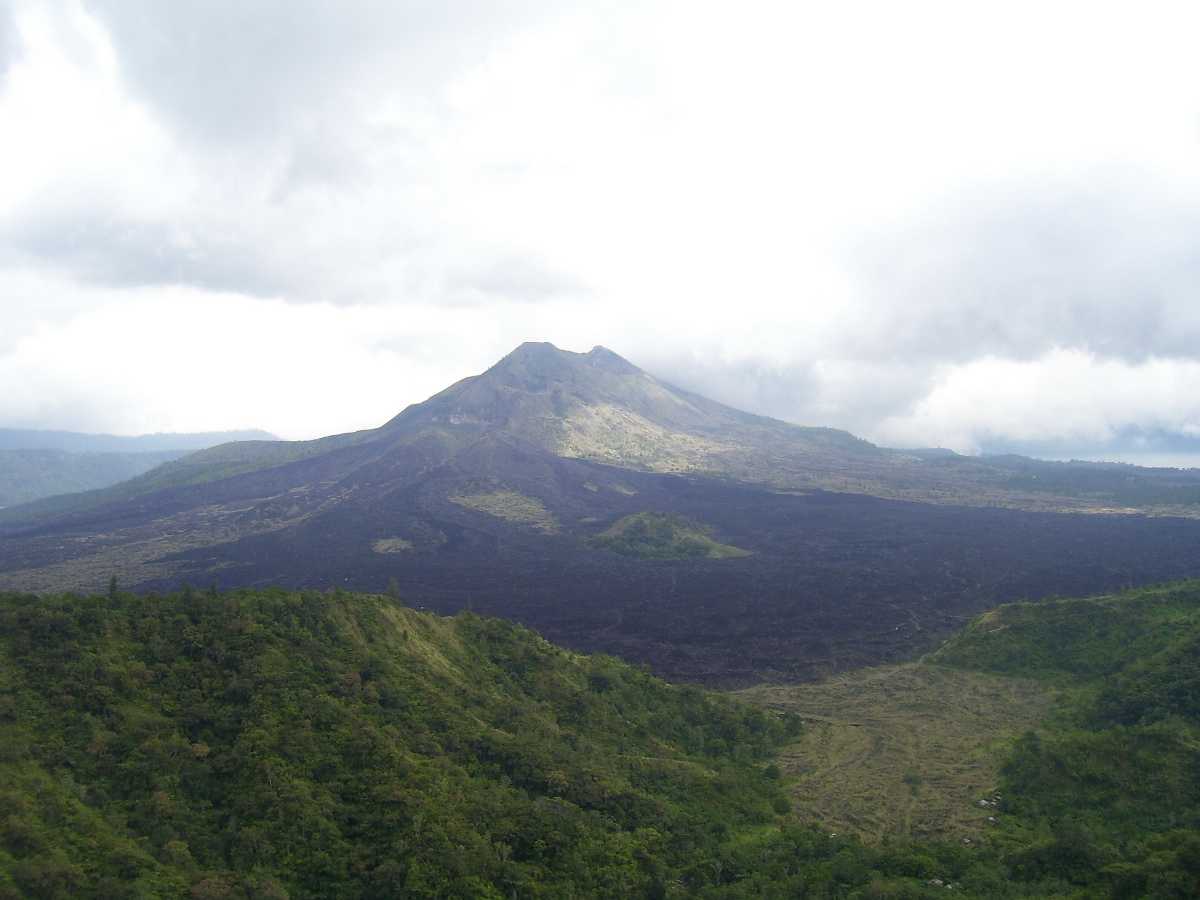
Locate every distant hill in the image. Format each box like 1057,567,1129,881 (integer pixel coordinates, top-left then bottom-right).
3,343,1200,684
0,428,277,454
0,448,184,507
0,429,277,507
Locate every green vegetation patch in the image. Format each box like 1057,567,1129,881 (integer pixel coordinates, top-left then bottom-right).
450,488,559,532
371,537,413,554
591,511,750,560
930,580,1200,681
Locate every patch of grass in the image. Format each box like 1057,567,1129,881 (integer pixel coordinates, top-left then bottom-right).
591,511,750,560
371,537,413,554
737,663,1055,844
557,403,728,474
450,489,559,533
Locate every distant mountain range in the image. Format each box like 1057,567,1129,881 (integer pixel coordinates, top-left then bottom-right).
0,429,277,508
0,427,277,454
3,343,1200,682
977,424,1200,468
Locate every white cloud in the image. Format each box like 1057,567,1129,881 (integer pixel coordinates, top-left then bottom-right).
0,288,539,438
1,0,1200,458
873,349,1200,454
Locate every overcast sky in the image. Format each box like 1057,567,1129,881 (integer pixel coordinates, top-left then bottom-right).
3,0,1200,464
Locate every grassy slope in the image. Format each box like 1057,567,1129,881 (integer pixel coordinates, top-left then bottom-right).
591,512,751,560
739,665,1055,844
450,489,560,533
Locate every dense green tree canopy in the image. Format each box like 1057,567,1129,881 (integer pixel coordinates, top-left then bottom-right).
2,582,1199,898
0,588,797,898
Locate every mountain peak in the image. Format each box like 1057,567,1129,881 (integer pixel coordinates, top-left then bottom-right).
381,339,872,475
485,341,583,384
586,345,641,374
506,340,564,359
485,341,644,382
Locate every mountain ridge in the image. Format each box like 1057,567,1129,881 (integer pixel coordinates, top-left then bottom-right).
0,427,278,454
0,428,281,509
10,341,1195,524
382,341,874,466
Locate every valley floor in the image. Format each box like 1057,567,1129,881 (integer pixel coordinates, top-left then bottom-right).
738,663,1055,844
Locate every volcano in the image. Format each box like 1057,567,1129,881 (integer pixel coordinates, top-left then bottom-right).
4,342,1200,683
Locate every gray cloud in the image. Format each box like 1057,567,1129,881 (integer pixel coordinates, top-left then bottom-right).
646,355,822,425
85,0,551,147
980,425,1200,463
639,176,1200,448
443,256,584,305
5,1,1200,464
0,1,581,305
847,176,1200,365
1,209,283,297
0,2,16,79
643,351,942,442
2,200,578,306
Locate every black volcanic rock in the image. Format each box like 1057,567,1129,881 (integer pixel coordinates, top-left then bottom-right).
4,342,1200,683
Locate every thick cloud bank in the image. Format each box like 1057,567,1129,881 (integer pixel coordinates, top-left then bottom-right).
2,0,1199,463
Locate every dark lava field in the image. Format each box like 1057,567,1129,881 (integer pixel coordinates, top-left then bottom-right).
8,343,1200,685
140,458,1200,685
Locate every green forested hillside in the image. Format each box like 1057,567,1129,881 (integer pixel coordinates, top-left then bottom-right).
3,584,1200,898
0,588,801,898
927,582,1200,897
733,582,1200,898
